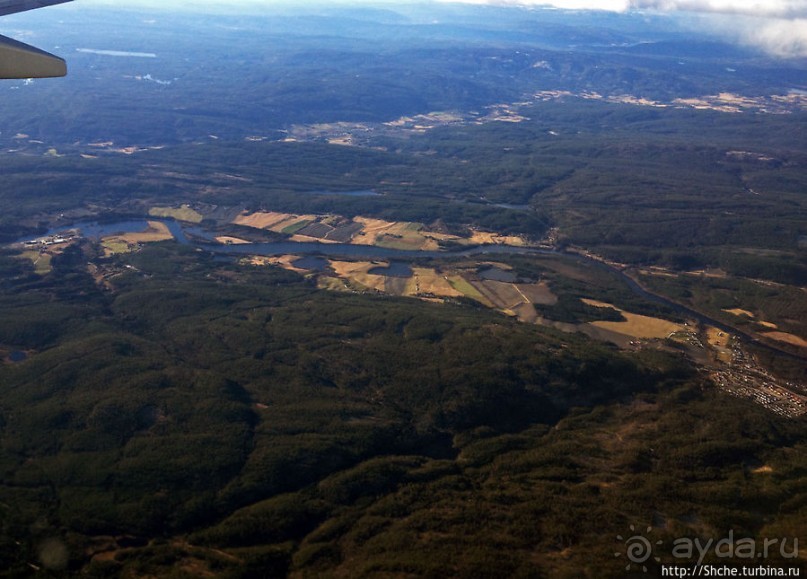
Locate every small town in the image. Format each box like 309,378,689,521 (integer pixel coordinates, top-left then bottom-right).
710,340,807,418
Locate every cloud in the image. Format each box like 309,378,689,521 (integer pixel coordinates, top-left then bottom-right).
726,16,807,56
628,1,807,57
439,0,807,56
444,0,807,17
629,0,807,18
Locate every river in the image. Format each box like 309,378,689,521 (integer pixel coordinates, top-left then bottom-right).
19,218,805,361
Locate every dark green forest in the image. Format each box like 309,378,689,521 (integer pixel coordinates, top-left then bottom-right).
0,3,805,577
0,243,804,577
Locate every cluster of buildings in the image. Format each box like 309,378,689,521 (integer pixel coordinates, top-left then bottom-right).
710,342,807,418
22,231,78,249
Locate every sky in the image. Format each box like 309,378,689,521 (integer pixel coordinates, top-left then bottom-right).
73,0,807,57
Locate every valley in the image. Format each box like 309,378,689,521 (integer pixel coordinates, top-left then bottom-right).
0,3,805,577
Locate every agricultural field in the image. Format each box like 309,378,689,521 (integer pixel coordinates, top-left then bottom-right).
466,230,529,247
259,255,559,325
232,211,318,234
230,211,531,251
100,221,175,256
582,299,685,340
328,260,388,292
1,3,807,576
405,267,465,298
149,205,204,224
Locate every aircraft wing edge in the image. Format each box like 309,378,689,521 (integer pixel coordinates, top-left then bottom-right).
0,0,73,17
0,33,65,78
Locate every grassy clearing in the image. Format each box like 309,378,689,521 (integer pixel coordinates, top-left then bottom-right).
20,250,53,275
706,326,733,363
149,205,203,223
101,238,132,256
584,298,684,339
723,308,755,318
592,313,683,340
762,331,807,349
580,298,614,309
706,327,731,349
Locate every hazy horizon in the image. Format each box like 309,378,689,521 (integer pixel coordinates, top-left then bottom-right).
27,0,804,57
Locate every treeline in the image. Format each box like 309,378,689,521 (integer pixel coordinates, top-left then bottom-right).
0,243,694,576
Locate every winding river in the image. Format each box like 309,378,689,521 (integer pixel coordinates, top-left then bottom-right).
20,218,805,361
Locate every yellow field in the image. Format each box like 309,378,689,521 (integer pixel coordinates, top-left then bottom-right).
322,260,464,299
101,221,174,256
351,217,429,250
232,211,532,251
581,298,613,308
289,234,340,244
592,315,684,340
583,298,684,339
463,230,528,247
149,205,203,223
405,267,464,298
118,221,174,243
752,465,774,474
233,211,292,229
233,211,317,233
723,308,755,318
329,260,388,292
762,331,807,349
214,236,251,245
247,255,310,273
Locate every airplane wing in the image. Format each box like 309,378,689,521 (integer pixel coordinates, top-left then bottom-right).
0,0,73,79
